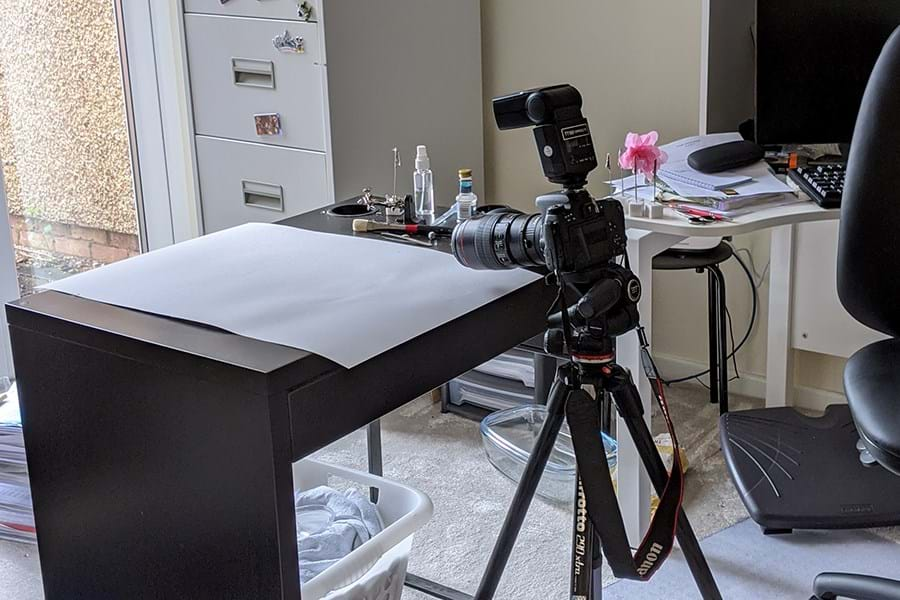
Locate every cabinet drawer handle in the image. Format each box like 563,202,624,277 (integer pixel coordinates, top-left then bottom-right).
242,180,284,212
232,58,275,89
273,30,305,54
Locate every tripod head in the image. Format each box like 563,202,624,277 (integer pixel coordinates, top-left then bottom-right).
544,262,642,362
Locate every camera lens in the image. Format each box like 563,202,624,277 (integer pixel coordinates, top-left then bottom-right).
451,210,545,270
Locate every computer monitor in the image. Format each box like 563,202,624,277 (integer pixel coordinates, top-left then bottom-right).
755,1,900,146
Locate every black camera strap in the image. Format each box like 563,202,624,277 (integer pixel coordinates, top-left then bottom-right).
566,335,684,582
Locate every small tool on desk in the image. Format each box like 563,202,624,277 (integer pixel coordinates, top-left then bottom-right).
352,219,453,236
606,153,613,195
378,232,434,247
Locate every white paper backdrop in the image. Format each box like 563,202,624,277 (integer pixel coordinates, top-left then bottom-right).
44,224,543,368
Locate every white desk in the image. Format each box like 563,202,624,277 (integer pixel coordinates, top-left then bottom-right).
614,194,839,543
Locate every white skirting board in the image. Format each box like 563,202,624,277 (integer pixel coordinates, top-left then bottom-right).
652,353,846,413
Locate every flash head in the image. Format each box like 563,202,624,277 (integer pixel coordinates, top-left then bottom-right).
492,84,598,188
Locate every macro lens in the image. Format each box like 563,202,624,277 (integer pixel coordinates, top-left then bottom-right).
451,210,544,270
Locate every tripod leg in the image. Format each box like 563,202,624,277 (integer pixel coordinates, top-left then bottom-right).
591,528,603,599
572,476,595,599
610,371,723,600
475,367,572,600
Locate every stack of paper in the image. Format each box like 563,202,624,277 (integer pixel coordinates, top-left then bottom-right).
0,388,35,544
656,133,793,200
610,133,796,216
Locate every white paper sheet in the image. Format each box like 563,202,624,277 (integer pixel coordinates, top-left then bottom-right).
43,224,543,368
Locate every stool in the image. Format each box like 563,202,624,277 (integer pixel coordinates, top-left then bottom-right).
652,242,733,414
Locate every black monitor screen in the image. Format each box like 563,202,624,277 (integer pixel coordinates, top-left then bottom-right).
756,1,900,146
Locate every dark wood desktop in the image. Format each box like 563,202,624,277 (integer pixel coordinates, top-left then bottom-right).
6,201,557,599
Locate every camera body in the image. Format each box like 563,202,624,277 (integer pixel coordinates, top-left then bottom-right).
538,189,627,275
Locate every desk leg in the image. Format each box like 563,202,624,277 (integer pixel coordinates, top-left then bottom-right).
367,420,383,503
616,230,684,544
533,353,557,405
766,224,796,408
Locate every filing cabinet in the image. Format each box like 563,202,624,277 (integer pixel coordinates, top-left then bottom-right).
180,0,484,233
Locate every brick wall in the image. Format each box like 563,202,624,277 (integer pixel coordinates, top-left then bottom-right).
10,215,139,264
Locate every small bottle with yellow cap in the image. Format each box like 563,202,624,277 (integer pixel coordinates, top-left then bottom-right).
455,168,478,221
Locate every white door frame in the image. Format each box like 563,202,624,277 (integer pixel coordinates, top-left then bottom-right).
0,165,20,379
115,0,202,249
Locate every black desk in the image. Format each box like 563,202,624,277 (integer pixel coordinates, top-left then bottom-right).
7,202,557,599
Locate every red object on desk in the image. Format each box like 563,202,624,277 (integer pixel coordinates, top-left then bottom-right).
673,206,732,222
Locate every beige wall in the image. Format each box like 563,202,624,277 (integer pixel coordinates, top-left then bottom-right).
0,0,137,235
480,0,845,397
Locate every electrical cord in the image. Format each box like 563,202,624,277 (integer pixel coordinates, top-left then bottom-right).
660,244,758,386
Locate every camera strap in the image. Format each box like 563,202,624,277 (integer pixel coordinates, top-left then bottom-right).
566,334,684,582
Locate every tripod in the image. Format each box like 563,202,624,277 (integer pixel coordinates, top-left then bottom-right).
474,356,722,599
472,279,723,599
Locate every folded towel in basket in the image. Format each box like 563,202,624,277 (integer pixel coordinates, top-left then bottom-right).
296,485,384,584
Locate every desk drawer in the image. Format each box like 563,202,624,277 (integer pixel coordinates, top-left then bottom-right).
185,14,325,151
196,136,329,233
184,0,319,23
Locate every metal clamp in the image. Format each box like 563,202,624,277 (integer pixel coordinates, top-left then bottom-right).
273,30,305,54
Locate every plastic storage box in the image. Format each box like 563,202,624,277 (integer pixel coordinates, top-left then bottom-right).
293,459,434,600
472,348,536,388
447,369,534,413
480,405,617,503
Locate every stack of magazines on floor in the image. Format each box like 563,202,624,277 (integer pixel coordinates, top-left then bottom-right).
612,132,799,219
0,381,35,544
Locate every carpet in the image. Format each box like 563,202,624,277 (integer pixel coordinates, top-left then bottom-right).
604,519,900,599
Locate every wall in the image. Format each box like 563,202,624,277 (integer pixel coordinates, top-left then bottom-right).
480,0,845,399
0,0,137,235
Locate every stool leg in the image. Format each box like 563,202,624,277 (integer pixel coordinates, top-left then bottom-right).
710,265,729,414
707,269,720,406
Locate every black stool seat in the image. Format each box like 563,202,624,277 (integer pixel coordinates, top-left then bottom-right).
652,242,734,271
845,338,900,475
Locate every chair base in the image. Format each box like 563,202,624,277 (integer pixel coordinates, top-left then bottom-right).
721,405,900,531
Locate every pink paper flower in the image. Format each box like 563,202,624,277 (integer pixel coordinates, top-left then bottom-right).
619,131,668,180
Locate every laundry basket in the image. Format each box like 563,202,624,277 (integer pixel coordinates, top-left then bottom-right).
293,459,434,600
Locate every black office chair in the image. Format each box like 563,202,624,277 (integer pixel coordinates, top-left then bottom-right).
653,242,732,414
811,27,900,600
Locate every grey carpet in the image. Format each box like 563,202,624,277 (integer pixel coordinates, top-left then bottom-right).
604,519,900,599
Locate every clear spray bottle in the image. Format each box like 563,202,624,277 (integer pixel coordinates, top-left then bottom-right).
413,145,435,222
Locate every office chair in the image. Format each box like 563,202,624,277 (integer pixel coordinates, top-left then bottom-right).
811,26,900,600
652,243,732,413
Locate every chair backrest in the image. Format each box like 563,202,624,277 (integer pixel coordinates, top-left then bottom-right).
838,27,900,337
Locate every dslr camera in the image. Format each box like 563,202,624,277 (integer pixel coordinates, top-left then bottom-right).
451,84,628,277
451,84,640,355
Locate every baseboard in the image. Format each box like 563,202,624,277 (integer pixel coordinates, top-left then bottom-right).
792,386,846,413
652,353,846,412
652,353,767,400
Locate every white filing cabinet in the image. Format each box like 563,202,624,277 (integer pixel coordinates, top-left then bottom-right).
180,0,484,233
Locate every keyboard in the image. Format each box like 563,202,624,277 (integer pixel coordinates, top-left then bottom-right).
788,163,845,208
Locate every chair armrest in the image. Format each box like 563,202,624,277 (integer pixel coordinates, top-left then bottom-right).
813,573,900,600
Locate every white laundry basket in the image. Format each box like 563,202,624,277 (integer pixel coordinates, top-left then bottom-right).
293,459,434,600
